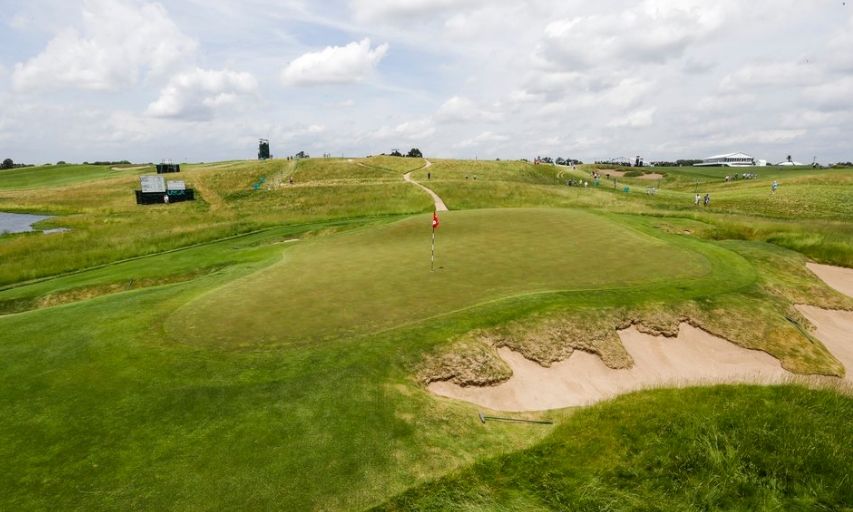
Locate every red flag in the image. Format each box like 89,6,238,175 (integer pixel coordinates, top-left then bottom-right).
432,211,439,229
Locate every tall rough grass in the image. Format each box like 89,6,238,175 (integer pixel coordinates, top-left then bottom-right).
372,385,853,511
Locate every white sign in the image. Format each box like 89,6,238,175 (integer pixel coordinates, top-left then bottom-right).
140,175,166,193
167,180,186,190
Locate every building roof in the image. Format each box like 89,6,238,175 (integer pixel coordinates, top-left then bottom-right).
704,152,753,160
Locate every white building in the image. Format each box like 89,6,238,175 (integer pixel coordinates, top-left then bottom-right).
694,152,759,167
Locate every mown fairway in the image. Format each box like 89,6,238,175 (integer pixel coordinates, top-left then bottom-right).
1,158,852,510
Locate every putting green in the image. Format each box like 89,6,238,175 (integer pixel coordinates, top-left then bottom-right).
169,209,727,347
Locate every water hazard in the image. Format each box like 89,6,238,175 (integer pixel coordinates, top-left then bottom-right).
0,212,62,234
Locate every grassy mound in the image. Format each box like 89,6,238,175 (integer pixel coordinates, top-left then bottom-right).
372,384,853,511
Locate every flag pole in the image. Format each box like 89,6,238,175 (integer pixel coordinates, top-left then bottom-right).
431,226,436,272
431,211,439,272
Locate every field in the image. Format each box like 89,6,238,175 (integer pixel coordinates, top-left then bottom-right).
1,157,852,510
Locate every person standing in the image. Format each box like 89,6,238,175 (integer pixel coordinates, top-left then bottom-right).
704,194,710,207
771,180,778,195
695,193,701,206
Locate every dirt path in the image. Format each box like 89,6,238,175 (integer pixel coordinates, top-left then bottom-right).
404,160,448,212
429,263,853,412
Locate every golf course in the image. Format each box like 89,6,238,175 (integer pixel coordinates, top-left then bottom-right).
2,157,853,510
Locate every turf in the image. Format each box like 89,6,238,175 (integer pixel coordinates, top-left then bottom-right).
171,208,723,348
1,158,852,511
0,164,151,192
371,385,853,511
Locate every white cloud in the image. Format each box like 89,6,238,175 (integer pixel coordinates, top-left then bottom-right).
608,108,656,128
803,77,853,112
436,96,504,123
454,131,509,149
146,68,258,120
696,93,756,112
537,2,726,72
370,117,435,141
4,1,853,165
324,100,356,109
719,61,821,93
280,38,389,86
277,124,328,141
12,0,197,93
8,14,32,31
824,16,853,72
349,0,484,22
506,89,540,103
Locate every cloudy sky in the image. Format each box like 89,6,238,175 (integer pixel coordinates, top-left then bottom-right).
1,0,851,165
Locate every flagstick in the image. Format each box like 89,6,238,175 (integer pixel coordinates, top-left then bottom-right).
430,226,436,272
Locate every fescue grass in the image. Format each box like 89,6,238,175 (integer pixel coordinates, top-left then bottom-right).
371,384,853,511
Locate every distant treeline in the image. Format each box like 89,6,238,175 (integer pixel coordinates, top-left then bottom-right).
649,159,704,167
81,160,134,166
1,158,33,170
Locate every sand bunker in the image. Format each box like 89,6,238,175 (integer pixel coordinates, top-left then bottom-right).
429,324,792,412
595,169,664,180
429,263,853,412
807,262,853,298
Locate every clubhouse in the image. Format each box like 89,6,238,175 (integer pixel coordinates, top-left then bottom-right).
694,152,765,167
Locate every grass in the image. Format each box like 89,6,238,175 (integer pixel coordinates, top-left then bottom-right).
1,157,852,510
371,385,853,511
0,164,152,192
172,208,724,348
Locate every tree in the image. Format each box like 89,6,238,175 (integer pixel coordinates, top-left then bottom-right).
407,148,423,158
1,158,13,170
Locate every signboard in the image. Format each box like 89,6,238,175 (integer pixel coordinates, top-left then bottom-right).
140,175,166,193
167,180,186,190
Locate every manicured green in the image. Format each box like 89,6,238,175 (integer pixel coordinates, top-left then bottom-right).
174,208,723,348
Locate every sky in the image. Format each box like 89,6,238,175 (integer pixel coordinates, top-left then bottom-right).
1,0,852,165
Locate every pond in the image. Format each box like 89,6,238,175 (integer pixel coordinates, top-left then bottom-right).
0,212,64,234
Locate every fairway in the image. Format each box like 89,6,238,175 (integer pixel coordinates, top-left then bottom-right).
171,208,716,347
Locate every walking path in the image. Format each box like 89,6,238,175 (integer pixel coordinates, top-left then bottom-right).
404,160,448,212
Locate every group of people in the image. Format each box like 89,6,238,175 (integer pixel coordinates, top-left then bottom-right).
693,179,778,207
723,172,760,183
695,193,711,207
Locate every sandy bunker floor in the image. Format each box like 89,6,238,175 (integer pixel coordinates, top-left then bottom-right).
429,263,853,412
596,169,665,180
